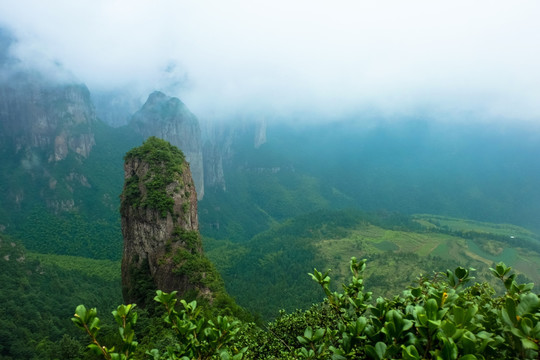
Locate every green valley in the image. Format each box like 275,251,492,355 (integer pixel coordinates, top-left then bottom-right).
205,210,540,320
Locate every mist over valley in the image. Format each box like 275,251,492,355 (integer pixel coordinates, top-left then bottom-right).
1,3,540,358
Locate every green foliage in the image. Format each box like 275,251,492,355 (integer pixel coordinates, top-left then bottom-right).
123,258,156,309
0,236,122,359
151,290,247,359
29,252,120,281
172,227,201,252
10,205,122,260
75,259,540,359
160,228,227,296
170,247,223,292
72,304,138,360
75,291,247,360
122,137,186,218
207,209,536,321
268,258,540,359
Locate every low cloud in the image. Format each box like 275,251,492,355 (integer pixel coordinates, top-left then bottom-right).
1,0,540,123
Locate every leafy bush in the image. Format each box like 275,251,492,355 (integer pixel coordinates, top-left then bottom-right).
73,292,246,360
75,259,540,359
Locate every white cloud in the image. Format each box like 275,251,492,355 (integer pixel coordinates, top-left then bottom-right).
1,0,540,123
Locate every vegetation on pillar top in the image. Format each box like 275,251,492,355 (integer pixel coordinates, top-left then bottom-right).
124,136,185,171
122,136,187,218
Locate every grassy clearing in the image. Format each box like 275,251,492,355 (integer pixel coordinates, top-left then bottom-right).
311,214,540,294
411,214,540,284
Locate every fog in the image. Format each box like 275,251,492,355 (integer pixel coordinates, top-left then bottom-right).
1,0,540,124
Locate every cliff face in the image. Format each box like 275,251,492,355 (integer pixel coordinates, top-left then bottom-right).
0,75,96,162
254,118,267,149
130,91,204,200
0,31,123,256
0,27,95,163
120,137,219,306
201,118,268,192
0,71,97,214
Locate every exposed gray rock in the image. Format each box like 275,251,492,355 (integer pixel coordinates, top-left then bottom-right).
254,118,267,149
0,74,96,162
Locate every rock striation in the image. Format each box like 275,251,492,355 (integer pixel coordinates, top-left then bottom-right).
120,137,220,307
0,75,96,163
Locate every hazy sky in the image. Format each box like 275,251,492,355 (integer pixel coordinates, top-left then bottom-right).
1,0,540,123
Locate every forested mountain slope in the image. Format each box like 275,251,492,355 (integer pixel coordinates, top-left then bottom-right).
0,235,121,359
205,210,540,320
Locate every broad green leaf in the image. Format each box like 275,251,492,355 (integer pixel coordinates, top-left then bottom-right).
304,326,313,340
411,287,423,298
520,337,539,350
313,327,325,341
455,267,467,280
460,331,476,354
517,293,540,316
426,299,439,320
440,337,458,360
365,342,386,360
401,344,420,360
441,321,456,337
74,305,87,321
375,342,387,359
503,298,517,326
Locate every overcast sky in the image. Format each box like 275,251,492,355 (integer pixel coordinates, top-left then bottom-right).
1,0,540,123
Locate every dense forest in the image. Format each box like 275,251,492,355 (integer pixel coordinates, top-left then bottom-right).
0,236,122,359
2,205,540,359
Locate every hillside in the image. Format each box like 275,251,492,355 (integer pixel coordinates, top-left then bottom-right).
0,235,121,359
205,210,540,320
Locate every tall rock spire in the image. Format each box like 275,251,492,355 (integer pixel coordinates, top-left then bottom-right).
120,137,219,307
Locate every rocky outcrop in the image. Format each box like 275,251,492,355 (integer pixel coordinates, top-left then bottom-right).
203,141,227,191
130,91,204,200
0,27,95,163
201,119,268,192
0,69,97,214
0,75,96,162
120,137,219,306
254,118,267,149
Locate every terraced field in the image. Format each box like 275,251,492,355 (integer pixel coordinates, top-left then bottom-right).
312,214,540,297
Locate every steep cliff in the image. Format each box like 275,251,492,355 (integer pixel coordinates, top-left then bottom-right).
0,74,96,163
0,30,126,258
120,137,222,307
130,91,204,200
0,69,98,217
201,118,269,193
